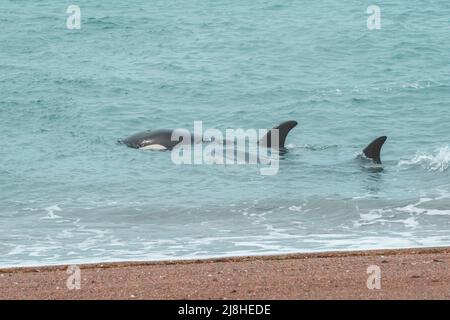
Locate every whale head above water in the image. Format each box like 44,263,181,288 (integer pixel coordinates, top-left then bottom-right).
120,129,183,150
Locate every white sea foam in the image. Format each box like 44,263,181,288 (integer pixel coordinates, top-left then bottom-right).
401,217,419,228
398,146,450,172
288,205,303,212
359,211,383,221
41,205,62,220
355,194,450,229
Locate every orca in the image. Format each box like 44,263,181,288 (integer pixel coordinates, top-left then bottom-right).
120,121,298,151
362,136,387,164
120,129,183,150
258,120,298,150
120,123,386,164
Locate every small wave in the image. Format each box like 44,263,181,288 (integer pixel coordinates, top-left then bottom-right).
85,17,118,28
294,144,338,151
355,195,450,230
41,205,62,220
398,146,450,172
288,205,303,212
401,81,427,90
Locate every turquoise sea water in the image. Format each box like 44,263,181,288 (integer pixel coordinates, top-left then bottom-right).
1,1,450,267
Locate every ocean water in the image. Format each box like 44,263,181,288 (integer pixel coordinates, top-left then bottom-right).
1,1,450,267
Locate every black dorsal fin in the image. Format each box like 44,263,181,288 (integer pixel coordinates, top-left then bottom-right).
259,120,298,149
363,136,387,164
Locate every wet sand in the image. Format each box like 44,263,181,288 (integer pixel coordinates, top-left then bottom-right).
1,247,450,300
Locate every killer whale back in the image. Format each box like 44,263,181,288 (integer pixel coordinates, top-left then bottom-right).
121,120,298,151
259,120,298,149
363,136,387,164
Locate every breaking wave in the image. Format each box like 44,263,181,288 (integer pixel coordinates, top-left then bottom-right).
398,146,450,172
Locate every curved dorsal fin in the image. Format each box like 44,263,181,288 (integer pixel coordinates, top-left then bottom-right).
259,120,298,149
363,136,387,164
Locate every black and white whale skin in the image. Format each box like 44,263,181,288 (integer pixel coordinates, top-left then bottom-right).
120,121,298,151
120,129,183,150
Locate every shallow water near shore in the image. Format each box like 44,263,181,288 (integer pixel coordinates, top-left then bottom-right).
1,1,450,267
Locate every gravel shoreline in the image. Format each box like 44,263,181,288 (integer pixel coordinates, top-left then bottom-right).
1,247,449,299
